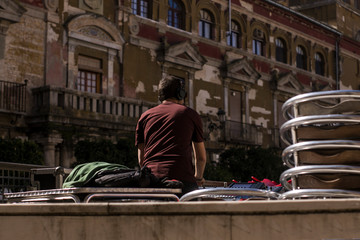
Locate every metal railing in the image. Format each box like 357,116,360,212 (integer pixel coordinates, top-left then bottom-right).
0,162,43,203
0,80,27,113
227,121,261,144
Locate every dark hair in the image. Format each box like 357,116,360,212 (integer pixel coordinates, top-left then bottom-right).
158,76,185,101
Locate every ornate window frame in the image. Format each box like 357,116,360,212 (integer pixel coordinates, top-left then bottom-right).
65,14,124,96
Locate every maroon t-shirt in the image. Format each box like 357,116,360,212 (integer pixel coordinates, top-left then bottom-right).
135,102,204,183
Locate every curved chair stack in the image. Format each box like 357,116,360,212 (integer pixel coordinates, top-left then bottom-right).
279,90,360,199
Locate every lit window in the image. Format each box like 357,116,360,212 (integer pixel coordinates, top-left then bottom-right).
252,29,265,56
275,38,287,63
227,20,241,48
131,0,150,18
168,0,184,29
199,9,214,39
296,46,307,70
315,52,325,76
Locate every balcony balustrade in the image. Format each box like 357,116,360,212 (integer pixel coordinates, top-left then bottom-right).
31,86,156,129
227,120,262,145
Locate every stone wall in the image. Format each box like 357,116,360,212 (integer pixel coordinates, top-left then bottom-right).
1,200,360,239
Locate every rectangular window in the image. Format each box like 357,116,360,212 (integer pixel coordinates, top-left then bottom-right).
77,55,102,93
231,32,238,48
132,0,150,18
252,39,264,56
355,0,360,9
77,70,101,93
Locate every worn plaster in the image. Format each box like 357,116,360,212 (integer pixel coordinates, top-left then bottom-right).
135,81,145,93
251,116,270,128
251,106,271,115
240,0,253,12
194,65,221,85
196,90,219,115
149,49,157,62
47,23,59,43
249,89,257,100
153,85,158,93
339,81,353,90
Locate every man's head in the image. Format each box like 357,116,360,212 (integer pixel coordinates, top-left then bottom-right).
158,76,187,102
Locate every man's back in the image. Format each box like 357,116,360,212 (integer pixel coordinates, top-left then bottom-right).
135,101,203,182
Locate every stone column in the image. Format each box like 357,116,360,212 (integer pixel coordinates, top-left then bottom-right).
37,135,63,167
245,86,250,124
107,50,116,96
67,43,76,89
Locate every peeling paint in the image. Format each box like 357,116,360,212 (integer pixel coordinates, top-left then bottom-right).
196,89,218,115
149,49,157,62
340,81,353,90
251,106,271,115
135,81,145,93
249,89,257,100
195,65,221,85
240,0,253,12
152,85,158,92
47,23,59,43
252,117,270,128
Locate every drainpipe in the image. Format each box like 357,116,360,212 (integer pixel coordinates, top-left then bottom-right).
335,37,340,90
228,0,231,38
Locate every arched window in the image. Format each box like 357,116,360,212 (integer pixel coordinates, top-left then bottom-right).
131,0,151,18
252,28,265,56
227,20,241,48
275,38,287,63
168,0,184,29
199,9,214,39
296,46,307,70
315,52,325,76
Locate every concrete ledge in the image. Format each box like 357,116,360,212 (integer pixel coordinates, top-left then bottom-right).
1,199,360,239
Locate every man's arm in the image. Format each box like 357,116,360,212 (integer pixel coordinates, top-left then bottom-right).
137,143,145,167
192,141,207,186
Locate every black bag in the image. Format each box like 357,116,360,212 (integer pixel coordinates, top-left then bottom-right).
91,166,184,189
92,167,156,187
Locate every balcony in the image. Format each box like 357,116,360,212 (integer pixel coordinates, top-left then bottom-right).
226,121,262,145
0,80,27,113
204,117,264,146
30,86,156,132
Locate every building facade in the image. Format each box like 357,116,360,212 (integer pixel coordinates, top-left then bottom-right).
1,0,360,167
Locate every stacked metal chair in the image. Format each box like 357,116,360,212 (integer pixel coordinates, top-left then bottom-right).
279,90,360,199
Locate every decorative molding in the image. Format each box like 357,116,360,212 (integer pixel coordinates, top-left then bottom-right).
129,16,140,35
44,0,59,12
67,14,124,47
0,0,26,23
79,26,112,42
158,41,207,70
276,72,304,95
223,57,261,85
79,0,103,14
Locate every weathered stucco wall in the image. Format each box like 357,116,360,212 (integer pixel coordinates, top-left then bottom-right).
123,44,162,101
4,15,45,87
